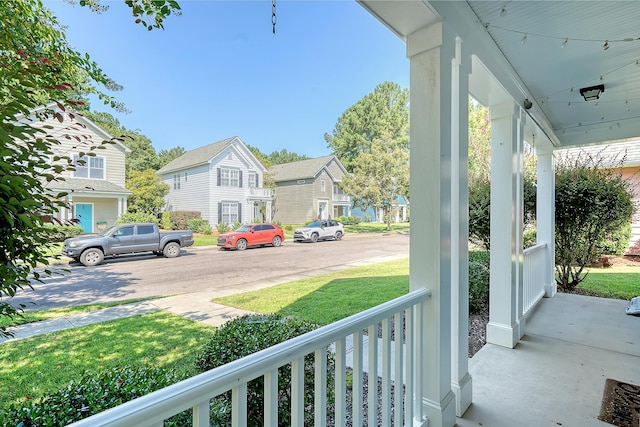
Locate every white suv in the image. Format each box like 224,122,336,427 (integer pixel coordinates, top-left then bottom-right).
293,220,344,243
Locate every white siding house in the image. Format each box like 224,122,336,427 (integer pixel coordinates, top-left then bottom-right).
157,136,273,226
25,104,131,233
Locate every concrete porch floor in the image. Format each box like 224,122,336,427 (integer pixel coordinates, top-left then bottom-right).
457,292,640,427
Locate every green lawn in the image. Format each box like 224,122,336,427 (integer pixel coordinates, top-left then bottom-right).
0,311,215,409
214,258,410,325
578,266,640,300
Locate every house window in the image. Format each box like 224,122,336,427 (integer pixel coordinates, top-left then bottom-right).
173,174,181,190
73,155,105,179
248,172,258,188
321,179,326,192
221,202,239,224
221,168,240,187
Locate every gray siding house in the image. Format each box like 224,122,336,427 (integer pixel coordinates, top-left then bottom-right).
26,104,131,233
268,155,351,224
157,137,273,226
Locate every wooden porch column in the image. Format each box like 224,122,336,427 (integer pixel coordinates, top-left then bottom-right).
407,21,456,427
536,147,557,297
450,37,472,417
486,102,525,348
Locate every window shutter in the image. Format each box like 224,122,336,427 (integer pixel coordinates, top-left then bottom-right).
238,203,242,222
239,171,243,188
218,202,222,223
217,168,221,186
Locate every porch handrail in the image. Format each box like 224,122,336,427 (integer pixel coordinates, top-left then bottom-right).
522,242,548,317
69,288,431,427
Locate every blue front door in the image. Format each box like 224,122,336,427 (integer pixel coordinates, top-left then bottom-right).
75,203,93,233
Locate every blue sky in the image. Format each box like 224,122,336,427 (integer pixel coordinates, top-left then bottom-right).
44,1,409,158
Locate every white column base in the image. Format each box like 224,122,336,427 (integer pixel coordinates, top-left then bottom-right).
423,390,457,427
486,321,519,348
544,282,557,298
451,373,473,416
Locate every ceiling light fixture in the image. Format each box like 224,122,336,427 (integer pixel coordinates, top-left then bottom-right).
579,84,605,101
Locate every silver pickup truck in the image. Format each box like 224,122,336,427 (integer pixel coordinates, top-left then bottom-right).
62,223,194,266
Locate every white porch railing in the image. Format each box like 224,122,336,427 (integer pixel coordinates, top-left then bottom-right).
333,193,350,203
68,288,431,427
522,242,548,317
247,187,273,198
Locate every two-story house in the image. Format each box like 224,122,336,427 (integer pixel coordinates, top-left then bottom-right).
25,104,132,233
157,136,273,226
268,155,351,224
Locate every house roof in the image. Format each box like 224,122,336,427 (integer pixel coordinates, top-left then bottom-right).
268,155,346,182
24,103,131,154
46,178,132,195
157,136,251,174
556,139,640,168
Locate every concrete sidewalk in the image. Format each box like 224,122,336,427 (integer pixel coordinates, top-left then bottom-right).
1,253,407,344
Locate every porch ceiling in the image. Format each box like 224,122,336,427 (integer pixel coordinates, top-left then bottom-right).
359,1,640,150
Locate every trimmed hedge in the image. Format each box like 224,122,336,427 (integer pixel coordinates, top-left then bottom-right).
195,314,335,426
187,219,212,235
0,366,190,427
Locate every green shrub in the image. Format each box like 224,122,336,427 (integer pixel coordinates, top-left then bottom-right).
253,217,263,223
232,220,242,230
0,366,190,426
284,224,293,231
337,216,361,225
216,222,229,233
469,261,490,313
45,223,83,242
195,314,335,426
116,212,159,224
161,211,172,230
166,211,201,230
597,222,631,256
469,250,490,268
187,219,212,235
523,229,537,249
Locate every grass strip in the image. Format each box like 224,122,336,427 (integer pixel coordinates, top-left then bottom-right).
214,258,410,325
0,298,159,328
0,311,215,410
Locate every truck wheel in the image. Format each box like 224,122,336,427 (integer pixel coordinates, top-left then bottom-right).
80,248,104,267
236,239,248,251
272,236,282,247
310,233,319,243
163,242,181,258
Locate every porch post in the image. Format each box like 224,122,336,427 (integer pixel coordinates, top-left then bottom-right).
450,37,472,417
486,101,525,348
407,22,456,427
537,147,557,297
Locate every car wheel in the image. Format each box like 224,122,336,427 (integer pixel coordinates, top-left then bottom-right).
310,233,319,243
80,248,104,267
236,239,248,251
163,242,181,258
335,231,343,241
272,235,282,247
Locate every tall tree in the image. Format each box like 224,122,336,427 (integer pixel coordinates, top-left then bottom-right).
267,149,309,165
340,134,409,231
126,169,170,214
158,146,186,168
0,0,180,337
84,111,160,175
325,81,409,172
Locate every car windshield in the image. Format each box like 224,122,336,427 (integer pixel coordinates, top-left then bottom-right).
234,225,252,232
307,221,324,228
100,226,118,236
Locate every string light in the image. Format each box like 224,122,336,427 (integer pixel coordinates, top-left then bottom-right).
480,22,640,50
500,7,507,17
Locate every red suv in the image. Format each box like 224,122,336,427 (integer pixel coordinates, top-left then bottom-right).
217,223,284,251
